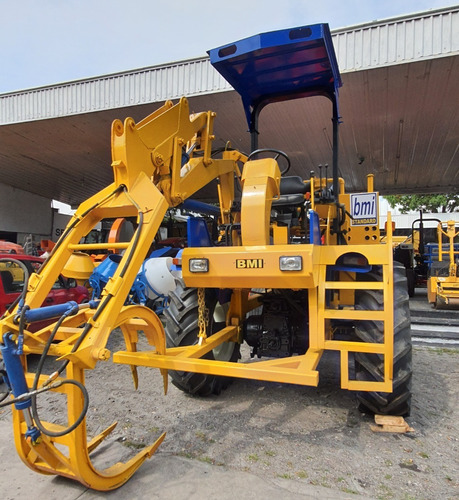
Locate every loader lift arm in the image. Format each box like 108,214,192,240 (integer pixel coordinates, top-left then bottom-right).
0,97,245,490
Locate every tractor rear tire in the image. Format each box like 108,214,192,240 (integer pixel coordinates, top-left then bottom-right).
164,279,240,396
406,268,416,298
354,262,412,416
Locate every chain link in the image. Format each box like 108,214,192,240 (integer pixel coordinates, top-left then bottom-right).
197,288,209,344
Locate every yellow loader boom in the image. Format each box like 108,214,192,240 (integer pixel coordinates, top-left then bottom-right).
0,97,244,489
0,23,412,491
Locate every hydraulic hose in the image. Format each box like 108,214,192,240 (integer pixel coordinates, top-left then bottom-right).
30,307,89,437
54,185,145,379
1,184,144,437
38,185,125,274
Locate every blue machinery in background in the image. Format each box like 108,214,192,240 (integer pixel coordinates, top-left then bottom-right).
425,243,459,270
87,216,213,312
88,247,180,314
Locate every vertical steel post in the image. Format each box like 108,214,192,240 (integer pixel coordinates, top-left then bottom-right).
332,97,341,242
250,107,260,152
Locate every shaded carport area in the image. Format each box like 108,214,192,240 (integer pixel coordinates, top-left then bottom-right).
0,6,458,212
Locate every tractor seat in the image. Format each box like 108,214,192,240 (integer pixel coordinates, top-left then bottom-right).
272,176,310,207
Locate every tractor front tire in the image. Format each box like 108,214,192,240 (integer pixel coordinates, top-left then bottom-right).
164,279,240,396
354,262,412,417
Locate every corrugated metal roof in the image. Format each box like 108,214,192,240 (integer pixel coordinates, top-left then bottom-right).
1,6,457,125
334,6,459,71
0,58,231,124
0,6,458,206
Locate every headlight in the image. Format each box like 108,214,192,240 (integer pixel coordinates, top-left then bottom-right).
279,256,302,271
189,258,209,273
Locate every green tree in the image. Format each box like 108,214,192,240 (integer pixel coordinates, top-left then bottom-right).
385,194,459,214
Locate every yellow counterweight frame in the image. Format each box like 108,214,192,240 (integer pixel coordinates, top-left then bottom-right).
0,99,395,490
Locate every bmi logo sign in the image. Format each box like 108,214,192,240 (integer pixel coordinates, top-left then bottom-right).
350,192,378,226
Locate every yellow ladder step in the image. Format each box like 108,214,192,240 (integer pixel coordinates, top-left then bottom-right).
323,309,386,321
324,281,384,290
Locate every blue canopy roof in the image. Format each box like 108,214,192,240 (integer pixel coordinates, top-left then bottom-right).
208,24,342,130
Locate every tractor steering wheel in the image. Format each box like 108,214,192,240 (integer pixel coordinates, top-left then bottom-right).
247,148,291,175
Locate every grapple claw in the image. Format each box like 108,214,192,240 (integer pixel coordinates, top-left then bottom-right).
12,364,166,491
161,369,168,395
87,421,118,453
8,305,169,491
130,365,139,390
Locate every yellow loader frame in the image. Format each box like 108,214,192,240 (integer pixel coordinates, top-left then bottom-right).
0,98,397,490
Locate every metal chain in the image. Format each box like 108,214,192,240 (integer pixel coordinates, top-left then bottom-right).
197,288,209,344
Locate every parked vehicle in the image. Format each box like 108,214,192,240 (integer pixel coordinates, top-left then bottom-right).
0,240,25,254
0,254,89,317
427,220,459,308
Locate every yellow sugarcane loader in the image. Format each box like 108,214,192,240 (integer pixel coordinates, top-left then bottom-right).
0,23,412,490
427,220,459,308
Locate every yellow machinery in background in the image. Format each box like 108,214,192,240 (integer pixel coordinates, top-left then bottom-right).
0,24,412,490
427,220,459,308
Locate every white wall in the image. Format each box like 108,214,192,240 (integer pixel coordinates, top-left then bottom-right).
0,183,52,237
379,197,459,230
51,211,72,241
